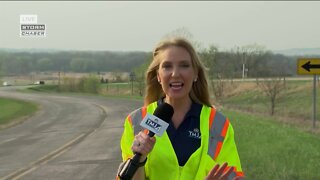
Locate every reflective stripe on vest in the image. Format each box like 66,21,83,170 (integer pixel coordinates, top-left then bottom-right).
208,108,230,160
127,106,147,135
208,109,243,179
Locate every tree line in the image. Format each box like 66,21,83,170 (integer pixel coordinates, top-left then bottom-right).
0,47,298,79
0,50,150,75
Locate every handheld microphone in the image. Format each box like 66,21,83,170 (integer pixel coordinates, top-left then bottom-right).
118,103,174,180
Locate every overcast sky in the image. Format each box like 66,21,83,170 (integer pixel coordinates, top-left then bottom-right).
1,1,320,52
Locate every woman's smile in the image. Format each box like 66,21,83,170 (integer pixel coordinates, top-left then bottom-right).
169,82,184,90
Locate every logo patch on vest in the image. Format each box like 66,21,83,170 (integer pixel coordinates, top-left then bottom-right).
188,128,201,139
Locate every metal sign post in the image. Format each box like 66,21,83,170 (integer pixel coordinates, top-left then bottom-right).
313,75,317,128
297,58,320,129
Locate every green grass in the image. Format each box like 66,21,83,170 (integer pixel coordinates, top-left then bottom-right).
0,97,38,125
27,85,60,92
224,80,320,120
226,109,320,179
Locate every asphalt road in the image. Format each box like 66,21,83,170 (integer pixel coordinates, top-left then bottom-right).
0,86,143,180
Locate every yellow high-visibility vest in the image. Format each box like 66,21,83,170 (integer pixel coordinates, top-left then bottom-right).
120,102,244,179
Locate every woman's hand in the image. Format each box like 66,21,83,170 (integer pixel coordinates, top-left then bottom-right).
206,162,242,180
131,131,156,162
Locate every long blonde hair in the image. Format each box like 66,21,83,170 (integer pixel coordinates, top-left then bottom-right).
144,38,211,107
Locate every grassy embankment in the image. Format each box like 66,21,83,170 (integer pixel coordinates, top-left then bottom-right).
0,97,38,129
221,79,320,179
223,80,320,131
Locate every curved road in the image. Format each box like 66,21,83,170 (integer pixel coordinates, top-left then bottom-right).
0,86,142,180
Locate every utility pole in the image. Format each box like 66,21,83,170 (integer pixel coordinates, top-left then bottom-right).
58,71,60,86
313,75,317,128
242,52,246,80
242,64,245,80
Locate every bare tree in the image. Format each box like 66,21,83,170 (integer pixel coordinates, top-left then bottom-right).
0,62,2,81
162,27,203,51
211,74,227,104
200,45,219,79
199,45,227,104
257,77,286,115
233,44,267,79
133,53,152,96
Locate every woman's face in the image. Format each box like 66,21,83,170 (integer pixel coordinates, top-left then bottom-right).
157,46,197,101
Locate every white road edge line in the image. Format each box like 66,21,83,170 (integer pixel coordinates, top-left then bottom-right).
0,133,85,180
0,138,16,146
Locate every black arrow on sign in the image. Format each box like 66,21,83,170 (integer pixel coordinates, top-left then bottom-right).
302,61,320,72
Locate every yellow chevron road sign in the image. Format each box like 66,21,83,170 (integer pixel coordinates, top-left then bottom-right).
297,58,320,75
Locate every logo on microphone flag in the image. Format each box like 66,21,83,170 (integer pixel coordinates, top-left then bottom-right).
140,114,169,136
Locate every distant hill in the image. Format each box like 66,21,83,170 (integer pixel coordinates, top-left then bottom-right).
273,48,320,56
0,48,148,53
0,48,63,53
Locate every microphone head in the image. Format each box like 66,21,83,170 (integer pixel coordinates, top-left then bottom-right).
153,102,174,123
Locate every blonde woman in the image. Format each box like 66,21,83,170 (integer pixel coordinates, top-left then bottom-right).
120,38,243,180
